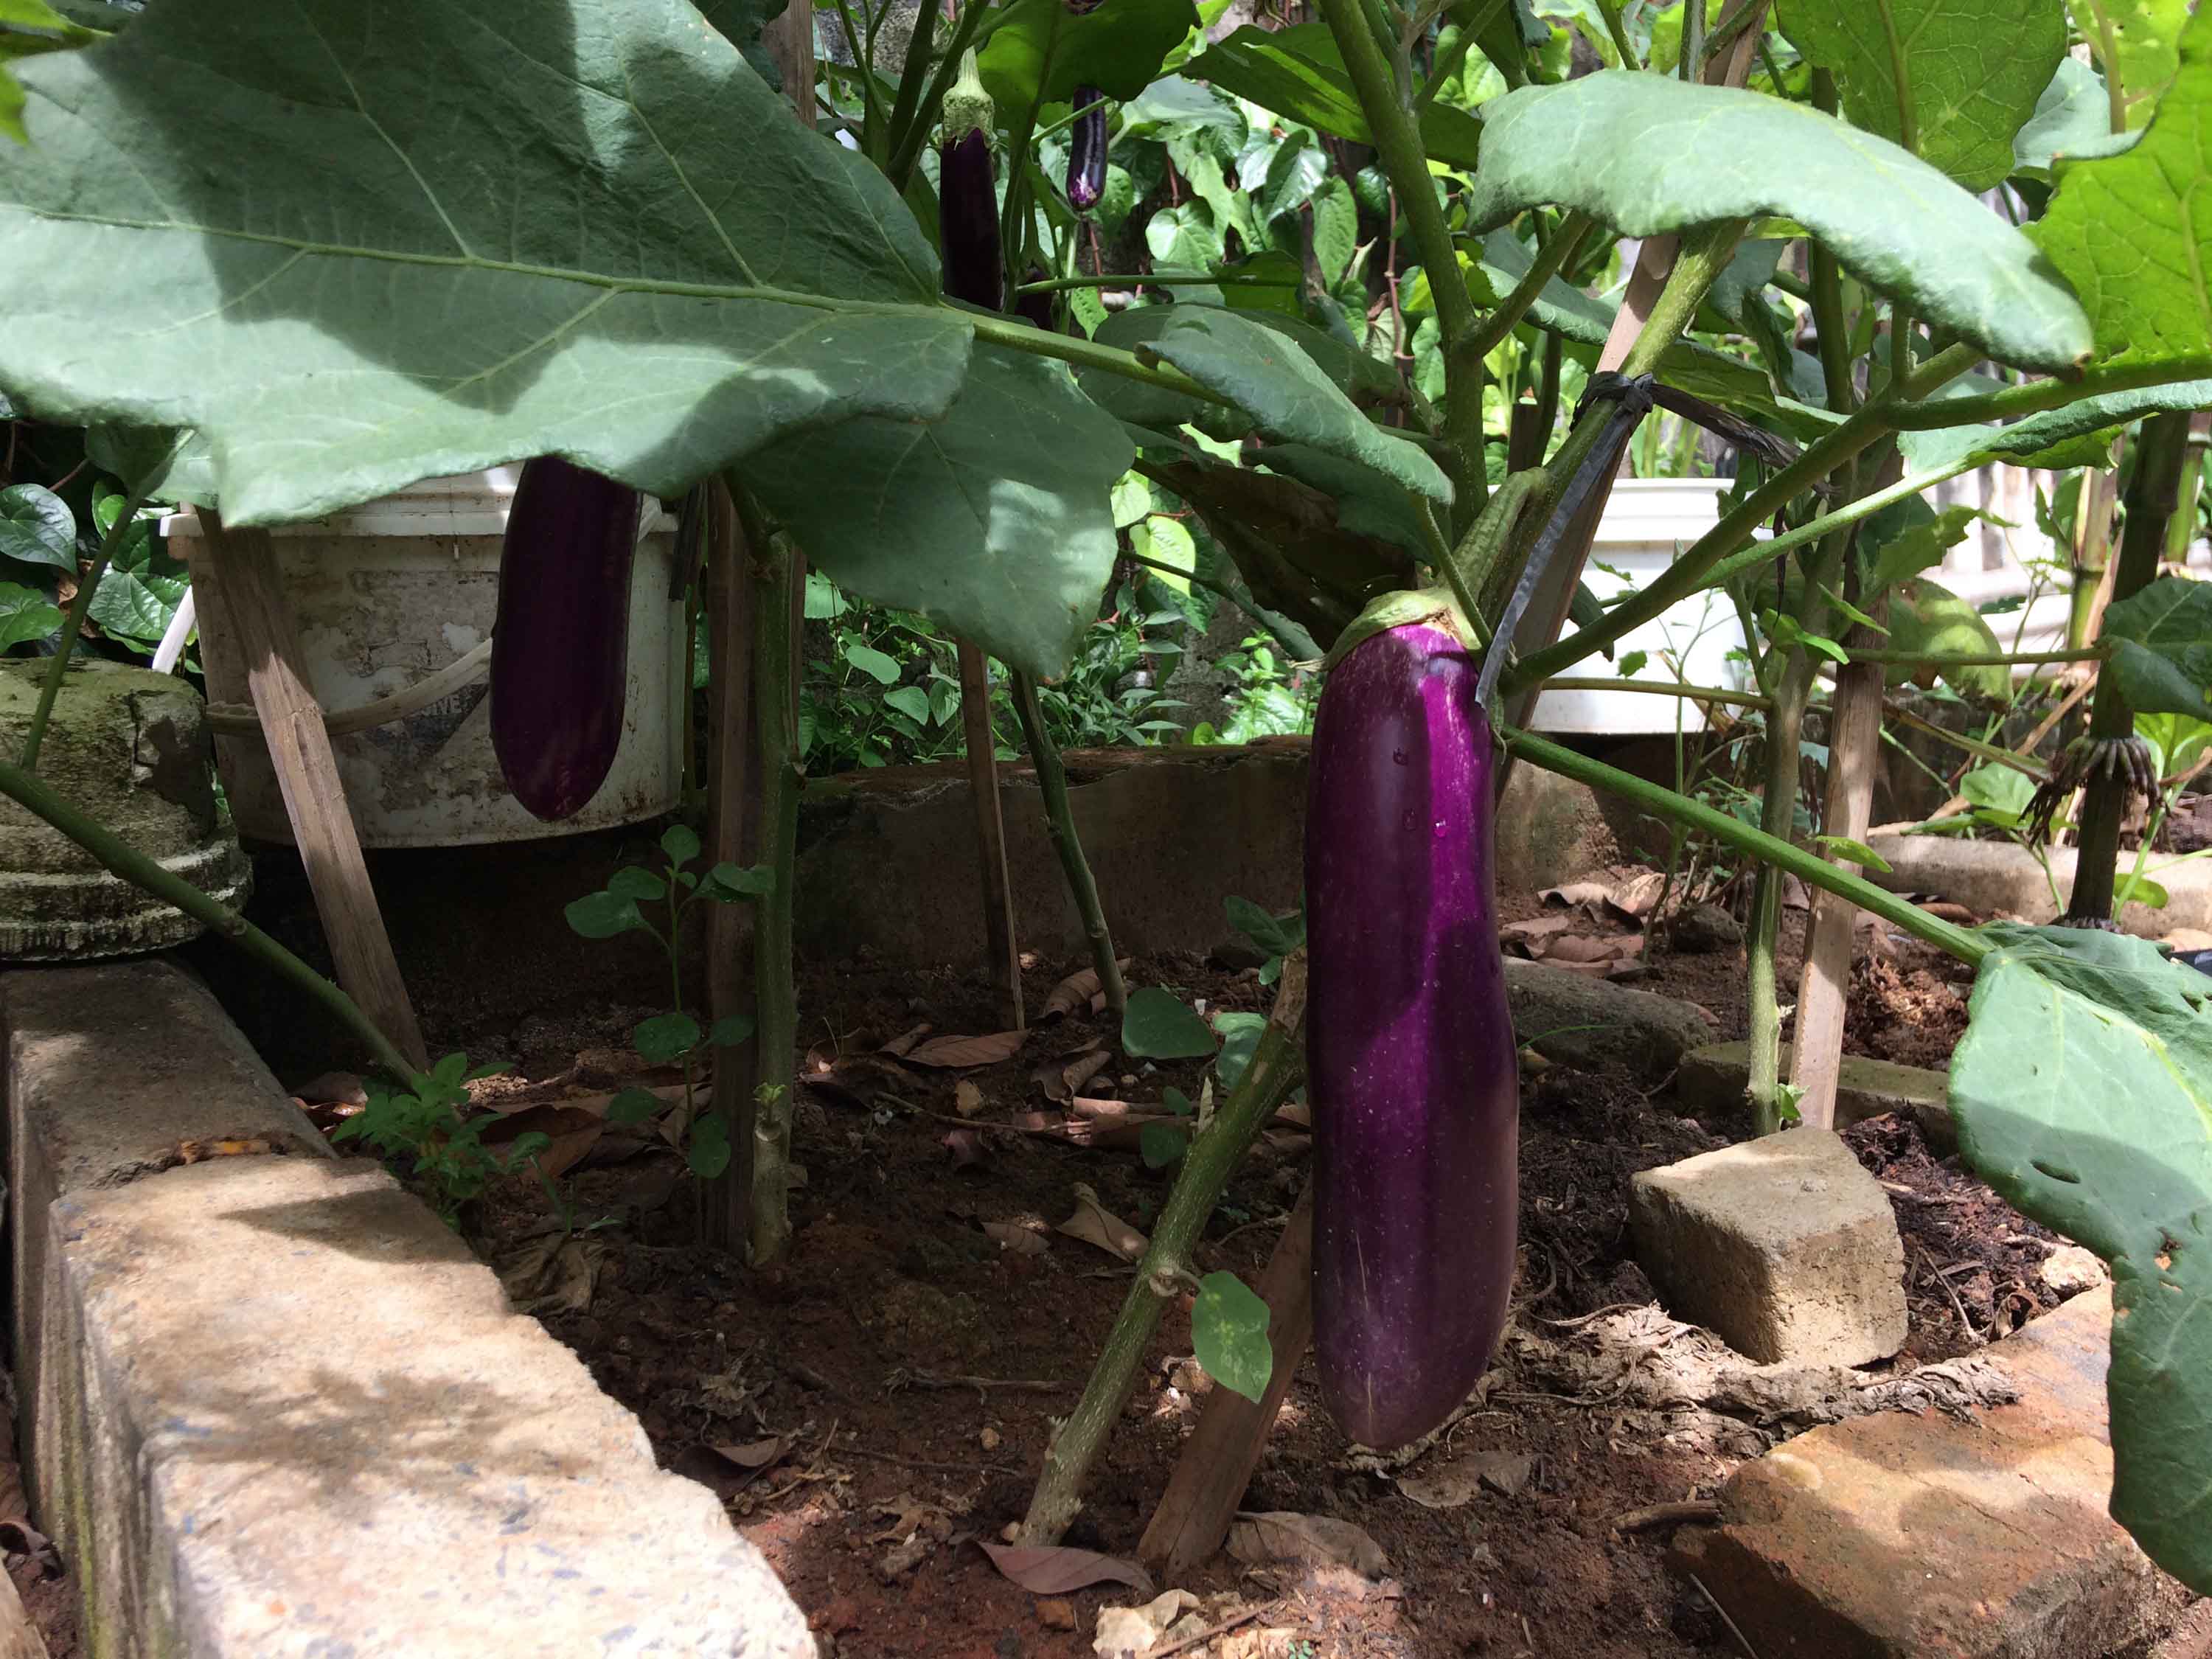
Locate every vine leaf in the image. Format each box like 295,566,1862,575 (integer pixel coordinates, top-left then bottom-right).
1776,0,2065,189
2065,0,2190,129
1950,924,2212,1594
1464,72,2092,371
0,0,970,526
2034,6,2212,367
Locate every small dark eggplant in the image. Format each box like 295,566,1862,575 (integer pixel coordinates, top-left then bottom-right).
1067,86,1106,212
490,456,642,822
938,127,1003,311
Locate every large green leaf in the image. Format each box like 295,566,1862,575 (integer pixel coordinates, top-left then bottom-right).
1183,24,1486,171
1124,308,1453,501
85,516,188,648
1898,380,2212,474
0,482,73,570
0,0,971,526
742,348,1131,677
978,0,1198,109
2102,576,2212,720
1464,72,2093,371
1776,0,2065,189
2014,57,2140,178
2034,7,2212,367
1950,923,2212,1593
2066,0,2189,128
0,580,60,650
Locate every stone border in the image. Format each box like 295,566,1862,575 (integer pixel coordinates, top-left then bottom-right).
2,958,815,1658
1865,831,2212,938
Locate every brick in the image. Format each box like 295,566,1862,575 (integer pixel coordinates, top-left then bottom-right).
1672,1286,2159,1658
1630,1127,1906,1365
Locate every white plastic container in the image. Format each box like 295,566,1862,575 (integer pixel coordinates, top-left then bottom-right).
163,470,683,848
1526,477,1753,736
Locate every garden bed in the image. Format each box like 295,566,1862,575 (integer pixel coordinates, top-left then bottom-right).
268,894,2129,1659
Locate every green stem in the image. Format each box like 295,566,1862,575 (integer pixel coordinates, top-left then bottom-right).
1622,219,1747,379
1885,357,2212,430
1700,453,1997,588
1415,7,1484,107
21,479,155,772
997,4,1064,275
1503,728,1988,964
1464,214,1593,362
2069,411,2192,923
1316,0,1487,524
1030,92,1110,144
1537,676,1770,710
748,533,801,1267
1594,0,1644,70
1018,959,1308,1544
1011,670,1127,1020
0,755,415,1077
1843,644,2104,669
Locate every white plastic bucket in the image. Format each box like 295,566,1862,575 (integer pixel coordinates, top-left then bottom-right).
163,470,683,848
1526,477,1753,736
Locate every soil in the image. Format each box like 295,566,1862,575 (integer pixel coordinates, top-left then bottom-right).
26,844,2166,1659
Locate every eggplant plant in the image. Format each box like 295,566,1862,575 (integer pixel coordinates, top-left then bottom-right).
11,0,2212,1594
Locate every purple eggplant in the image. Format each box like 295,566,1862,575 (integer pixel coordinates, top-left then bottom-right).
1306,620,1520,1450
490,456,641,821
1014,265,1057,331
1067,86,1106,212
938,127,1003,311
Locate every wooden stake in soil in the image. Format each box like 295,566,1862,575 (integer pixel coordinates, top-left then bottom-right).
956,640,1024,1029
700,480,759,1251
1788,650,1885,1130
188,512,428,1072
1140,1181,1315,1577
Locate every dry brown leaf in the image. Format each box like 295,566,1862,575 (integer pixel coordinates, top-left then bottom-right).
1607,866,1668,919
496,1234,606,1315
1061,1049,1113,1097
1543,933,1631,964
1918,900,1978,924
480,1105,605,1180
1396,1450,1534,1509
942,1128,988,1168
1045,968,1102,1020
1055,1183,1147,1261
1499,917,1571,956
880,1022,932,1057
905,1029,1026,1069
975,1540,1154,1596
712,1436,790,1471
1092,1588,1202,1657
1226,1512,1389,1578
1538,880,1613,910
983,1220,1050,1256
953,1080,987,1118
1273,1100,1312,1130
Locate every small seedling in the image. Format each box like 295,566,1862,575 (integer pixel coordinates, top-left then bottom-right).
333,1051,546,1227
566,822,773,1179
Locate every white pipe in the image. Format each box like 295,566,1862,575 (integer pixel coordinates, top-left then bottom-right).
150,588,196,675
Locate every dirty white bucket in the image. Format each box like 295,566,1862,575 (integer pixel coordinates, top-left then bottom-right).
1526,477,1753,736
163,470,683,848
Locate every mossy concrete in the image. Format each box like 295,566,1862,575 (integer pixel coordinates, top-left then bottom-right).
3,959,813,1658
0,661,249,961
1677,1039,1954,1149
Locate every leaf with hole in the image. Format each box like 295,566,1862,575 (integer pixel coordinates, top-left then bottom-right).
564,891,647,941
1121,987,1217,1059
1192,1269,1273,1402
633,1012,701,1066
1950,923,2212,1592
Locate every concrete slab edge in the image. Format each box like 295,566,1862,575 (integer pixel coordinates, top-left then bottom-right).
2,958,815,1658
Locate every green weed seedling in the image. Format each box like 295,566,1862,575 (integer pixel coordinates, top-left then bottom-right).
565,822,773,1179
332,1051,546,1227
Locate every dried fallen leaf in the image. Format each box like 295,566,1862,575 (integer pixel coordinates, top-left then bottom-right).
943,1128,988,1169
1055,1183,1148,1261
984,1220,1051,1256
1226,1512,1389,1578
1543,933,1640,965
173,1136,273,1164
1091,1588,1200,1657
953,1079,987,1117
905,1029,1026,1069
480,1104,605,1180
975,1540,1155,1596
711,1436,790,1471
495,1233,606,1315
1043,959,1130,1020
1061,1048,1113,1097
1538,880,1613,911
880,1022,932,1058
1396,1449,1534,1509
1500,915,1572,949
1608,866,1668,919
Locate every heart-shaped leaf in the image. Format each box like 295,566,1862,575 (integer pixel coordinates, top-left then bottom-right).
633,1012,701,1066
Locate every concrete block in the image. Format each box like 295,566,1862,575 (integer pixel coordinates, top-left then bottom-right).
1504,958,1714,1080
1677,1039,1955,1149
40,1155,815,1658
1630,1127,1907,1365
1672,1286,2160,1658
1865,832,2212,941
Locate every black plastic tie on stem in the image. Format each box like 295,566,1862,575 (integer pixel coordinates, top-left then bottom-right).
1474,372,1657,709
